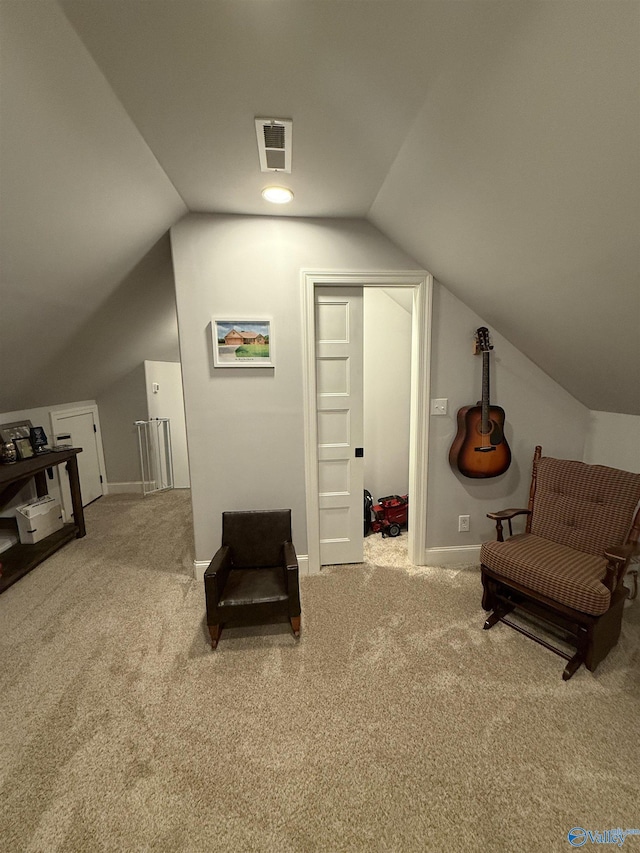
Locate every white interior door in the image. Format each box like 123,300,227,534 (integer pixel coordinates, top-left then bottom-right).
50,408,104,514
303,271,432,575
316,286,364,565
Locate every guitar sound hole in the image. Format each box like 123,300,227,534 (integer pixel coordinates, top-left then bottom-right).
477,421,494,436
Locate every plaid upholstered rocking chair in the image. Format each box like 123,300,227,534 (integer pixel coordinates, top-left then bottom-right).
480,446,640,680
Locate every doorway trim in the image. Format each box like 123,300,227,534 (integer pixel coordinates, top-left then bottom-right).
302,269,433,574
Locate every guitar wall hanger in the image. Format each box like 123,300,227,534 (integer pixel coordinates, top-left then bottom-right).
449,327,512,478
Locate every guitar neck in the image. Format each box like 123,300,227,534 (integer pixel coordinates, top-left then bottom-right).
482,351,491,429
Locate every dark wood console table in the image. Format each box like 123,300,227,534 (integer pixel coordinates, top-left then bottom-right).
0,448,85,593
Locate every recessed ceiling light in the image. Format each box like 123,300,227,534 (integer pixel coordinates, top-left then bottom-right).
262,186,294,204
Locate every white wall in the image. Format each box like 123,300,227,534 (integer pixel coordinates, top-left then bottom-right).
144,361,190,489
171,212,592,569
97,365,147,488
98,359,190,492
171,214,421,564
584,412,640,472
363,288,412,500
426,283,590,557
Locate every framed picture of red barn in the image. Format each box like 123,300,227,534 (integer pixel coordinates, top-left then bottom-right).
212,319,274,368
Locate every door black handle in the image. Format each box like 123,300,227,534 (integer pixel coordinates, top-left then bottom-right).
355,447,364,458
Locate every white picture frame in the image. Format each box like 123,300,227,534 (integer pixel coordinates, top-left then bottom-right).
212,319,274,368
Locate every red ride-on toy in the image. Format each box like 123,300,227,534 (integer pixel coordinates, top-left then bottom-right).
366,493,409,538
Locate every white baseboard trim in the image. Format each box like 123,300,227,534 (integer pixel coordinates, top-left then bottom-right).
193,555,311,583
193,549,478,579
107,482,144,495
193,560,208,582
423,545,481,567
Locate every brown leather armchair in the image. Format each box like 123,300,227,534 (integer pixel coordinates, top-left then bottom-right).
204,509,301,648
481,447,640,680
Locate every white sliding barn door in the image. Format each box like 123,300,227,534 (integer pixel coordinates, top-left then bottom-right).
315,287,364,566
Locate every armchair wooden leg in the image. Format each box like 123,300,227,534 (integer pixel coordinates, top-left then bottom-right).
290,615,301,638
208,624,221,649
483,603,514,630
481,570,497,611
563,652,584,681
484,611,502,630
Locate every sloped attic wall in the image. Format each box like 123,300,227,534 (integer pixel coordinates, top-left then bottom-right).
31,233,180,409
369,1,640,415
0,0,186,413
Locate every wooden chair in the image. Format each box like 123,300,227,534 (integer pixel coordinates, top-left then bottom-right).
204,509,301,648
480,446,640,680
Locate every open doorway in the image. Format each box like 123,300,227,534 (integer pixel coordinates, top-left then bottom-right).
144,360,190,489
363,287,413,549
302,270,433,574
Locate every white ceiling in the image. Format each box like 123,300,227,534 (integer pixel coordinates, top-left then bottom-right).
59,0,444,217
1,0,638,414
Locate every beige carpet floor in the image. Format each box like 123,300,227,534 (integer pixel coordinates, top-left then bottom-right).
1,491,638,853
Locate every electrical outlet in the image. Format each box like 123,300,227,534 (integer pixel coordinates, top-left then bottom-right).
431,398,448,416
458,514,470,533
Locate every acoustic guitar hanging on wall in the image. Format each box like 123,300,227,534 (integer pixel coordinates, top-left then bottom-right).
449,327,511,479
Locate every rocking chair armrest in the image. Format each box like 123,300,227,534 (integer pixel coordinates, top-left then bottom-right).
604,542,640,564
486,508,531,521
603,543,640,592
486,509,531,542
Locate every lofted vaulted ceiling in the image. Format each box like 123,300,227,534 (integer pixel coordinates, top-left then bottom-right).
1,0,638,413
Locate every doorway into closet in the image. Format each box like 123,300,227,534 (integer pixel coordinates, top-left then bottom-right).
302,270,432,574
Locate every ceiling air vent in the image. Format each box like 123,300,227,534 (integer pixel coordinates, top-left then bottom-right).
255,118,292,173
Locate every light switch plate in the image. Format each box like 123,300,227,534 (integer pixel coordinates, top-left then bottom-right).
431,398,448,416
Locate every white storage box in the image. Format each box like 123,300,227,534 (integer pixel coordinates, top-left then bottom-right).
15,496,63,545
